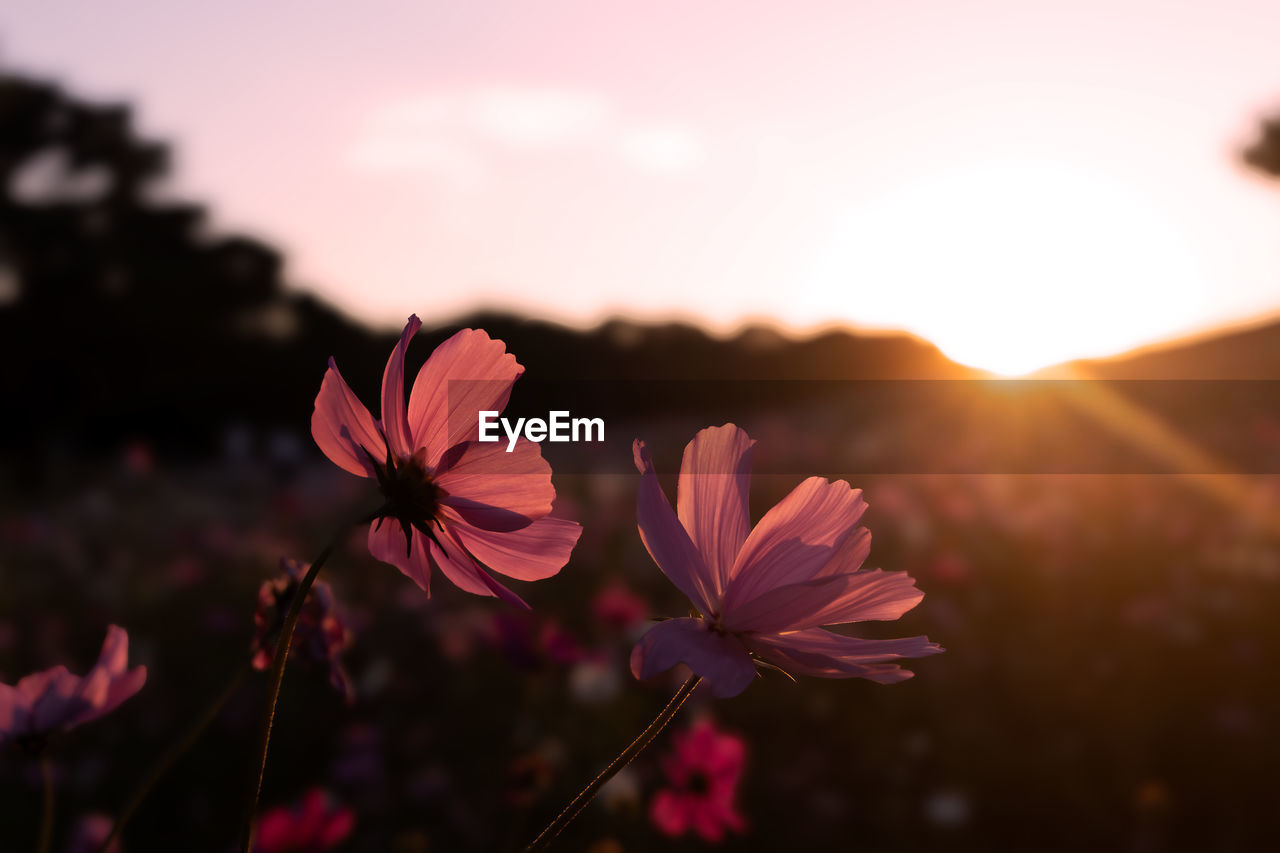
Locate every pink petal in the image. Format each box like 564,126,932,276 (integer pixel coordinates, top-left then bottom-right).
367,519,432,595
746,628,943,683
319,808,356,846
431,526,530,609
435,439,554,531
691,805,729,842
87,666,147,724
676,424,755,600
723,568,924,633
629,618,757,698
650,790,693,837
311,358,386,478
25,666,86,732
0,683,27,738
380,315,421,459
721,477,867,612
76,624,130,711
406,328,523,465
446,512,580,581
633,440,716,617
813,525,871,579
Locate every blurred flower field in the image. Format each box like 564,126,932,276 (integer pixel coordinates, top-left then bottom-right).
4,406,1280,850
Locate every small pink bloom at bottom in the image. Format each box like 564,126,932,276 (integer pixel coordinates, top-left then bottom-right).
255,789,354,853
69,813,119,853
649,718,747,843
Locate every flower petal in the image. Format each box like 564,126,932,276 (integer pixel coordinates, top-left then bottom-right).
431,526,530,609
73,625,137,719
634,440,716,617
407,328,523,465
368,519,432,595
721,477,867,612
446,512,580,581
435,438,554,531
650,790,693,837
311,358,385,478
380,315,421,459
746,628,943,683
676,424,755,600
629,618,757,698
0,683,27,740
724,567,924,633
24,666,87,732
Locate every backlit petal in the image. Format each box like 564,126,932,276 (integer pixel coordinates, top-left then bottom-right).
368,519,432,595
447,512,580,581
676,424,755,599
407,328,523,465
724,567,924,633
380,315,420,459
721,477,867,611
746,628,943,683
431,526,530,609
435,438,553,531
312,358,385,478
634,440,716,616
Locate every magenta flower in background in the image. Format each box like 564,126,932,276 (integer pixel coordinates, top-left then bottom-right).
591,580,650,632
251,558,354,702
0,625,146,747
312,315,581,608
649,718,747,843
254,788,354,853
630,424,943,697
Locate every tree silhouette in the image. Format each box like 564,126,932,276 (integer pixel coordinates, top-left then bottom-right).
0,71,377,461
1244,113,1280,181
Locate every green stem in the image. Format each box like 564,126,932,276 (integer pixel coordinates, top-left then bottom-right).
101,663,251,851
522,675,701,852
237,507,382,853
37,752,54,853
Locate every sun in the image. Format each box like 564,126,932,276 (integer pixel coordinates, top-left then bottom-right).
804,159,1209,375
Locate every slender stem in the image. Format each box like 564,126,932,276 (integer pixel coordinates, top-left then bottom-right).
523,675,701,852
36,753,54,853
101,664,251,851
237,508,382,853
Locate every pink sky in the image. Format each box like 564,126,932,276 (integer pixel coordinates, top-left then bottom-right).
7,0,1280,372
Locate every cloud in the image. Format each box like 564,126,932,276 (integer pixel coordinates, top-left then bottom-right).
618,126,704,174
466,88,610,147
349,87,703,183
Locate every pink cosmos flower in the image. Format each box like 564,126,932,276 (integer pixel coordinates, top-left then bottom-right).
251,558,354,702
254,788,354,853
312,315,581,608
0,625,146,747
649,718,747,842
630,424,943,698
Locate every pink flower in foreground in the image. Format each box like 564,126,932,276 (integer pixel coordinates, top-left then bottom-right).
630,424,943,698
0,625,146,748
312,315,581,608
251,558,354,702
255,788,354,853
649,718,747,842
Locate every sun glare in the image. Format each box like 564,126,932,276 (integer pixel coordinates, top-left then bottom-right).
806,160,1209,375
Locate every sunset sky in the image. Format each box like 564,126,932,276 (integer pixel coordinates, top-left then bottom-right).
7,0,1280,374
